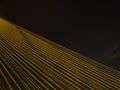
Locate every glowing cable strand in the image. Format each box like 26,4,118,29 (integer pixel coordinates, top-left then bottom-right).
1,19,75,89
17,43,92,89
5,39,86,89
54,48,120,82
19,28,120,80
57,48,120,78
19,33,116,89
14,53,72,89
4,35,120,87
6,59,44,90
0,79,4,90
1,38,65,89
37,45,116,81
3,61,31,90
20,29,65,53
1,34,120,89
1,50,46,90
19,39,119,89
2,25,120,80
1,38,72,89
5,58,39,90
66,59,120,89
0,78,6,90
19,27,120,77
0,41,49,89
4,21,120,78
35,52,104,89
0,33,27,50
22,39,103,86
2,30,116,88
11,56,62,90
0,40,46,89
0,53,30,90
40,51,114,89
0,59,29,90
16,34,94,89
15,53,79,88
1,43,29,89
1,24,120,89
1,48,22,90
59,48,120,78
6,48,58,90
52,42,120,74
52,49,120,88
0,73,8,90
68,59,120,88
0,44,39,90
57,53,119,89
0,67,12,90
8,34,114,89
29,46,120,89
32,54,95,89
35,55,113,89
25,57,84,89
20,46,94,89
0,61,21,90
0,61,9,90
1,39,67,89
5,42,83,89
14,30,91,88
2,18,120,89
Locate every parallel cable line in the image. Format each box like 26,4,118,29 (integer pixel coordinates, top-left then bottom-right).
54,48,120,78
11,36,119,89
0,46,34,89
0,34,91,89
1,38,85,89
18,29,120,81
21,27,120,77
0,77,6,90
0,41,52,90
0,33,119,89
0,40,65,89
0,37,76,89
0,41,43,89
54,47,120,79
3,38,118,89
0,67,12,90
20,30,120,89
3,33,93,89
11,41,93,89
0,61,21,90
0,36,73,89
1,51,32,90
0,36,119,89
0,18,120,89
58,53,120,87
0,21,119,78
1,28,119,80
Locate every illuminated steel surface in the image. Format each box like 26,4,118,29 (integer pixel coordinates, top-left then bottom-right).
0,18,120,90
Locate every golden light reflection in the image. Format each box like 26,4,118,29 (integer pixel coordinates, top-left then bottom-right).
0,18,120,89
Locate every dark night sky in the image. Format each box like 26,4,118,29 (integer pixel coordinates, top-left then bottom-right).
0,0,120,70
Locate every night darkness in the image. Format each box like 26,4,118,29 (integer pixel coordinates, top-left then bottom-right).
0,0,120,70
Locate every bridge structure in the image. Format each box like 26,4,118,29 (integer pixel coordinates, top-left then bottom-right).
0,18,120,90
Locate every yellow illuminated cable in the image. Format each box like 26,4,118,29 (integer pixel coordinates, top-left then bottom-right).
0,18,120,90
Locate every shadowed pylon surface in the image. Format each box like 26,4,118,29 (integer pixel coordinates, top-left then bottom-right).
0,18,120,90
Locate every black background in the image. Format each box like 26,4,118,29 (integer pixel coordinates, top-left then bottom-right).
0,0,120,70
